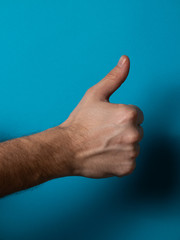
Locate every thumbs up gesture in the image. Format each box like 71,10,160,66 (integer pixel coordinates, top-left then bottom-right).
61,56,144,178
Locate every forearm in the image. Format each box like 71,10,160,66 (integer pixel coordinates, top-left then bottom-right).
0,126,74,197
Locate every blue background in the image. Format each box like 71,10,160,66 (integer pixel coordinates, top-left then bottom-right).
0,0,180,239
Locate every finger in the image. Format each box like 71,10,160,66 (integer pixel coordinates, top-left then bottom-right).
92,55,130,101
128,104,144,124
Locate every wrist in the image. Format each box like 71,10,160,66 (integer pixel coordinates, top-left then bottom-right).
32,125,76,180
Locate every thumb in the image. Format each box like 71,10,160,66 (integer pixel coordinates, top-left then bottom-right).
93,55,130,101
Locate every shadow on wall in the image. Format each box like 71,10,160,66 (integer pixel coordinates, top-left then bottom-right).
123,84,180,203
105,83,180,209
125,134,180,202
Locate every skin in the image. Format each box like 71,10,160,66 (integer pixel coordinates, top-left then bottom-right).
0,55,144,198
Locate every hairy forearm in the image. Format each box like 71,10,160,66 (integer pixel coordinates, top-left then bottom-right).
0,126,74,197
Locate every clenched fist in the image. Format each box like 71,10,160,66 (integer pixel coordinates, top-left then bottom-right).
61,55,144,178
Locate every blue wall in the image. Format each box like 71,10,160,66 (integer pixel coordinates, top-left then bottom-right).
0,1,180,239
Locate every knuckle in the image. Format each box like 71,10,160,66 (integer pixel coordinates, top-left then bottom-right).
128,143,137,151
126,109,138,121
123,162,136,175
115,162,136,177
106,68,120,80
127,131,141,143
129,149,139,159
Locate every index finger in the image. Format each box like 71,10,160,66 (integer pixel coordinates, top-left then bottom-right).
128,104,144,125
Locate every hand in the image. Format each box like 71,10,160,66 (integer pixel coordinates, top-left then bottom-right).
61,55,144,178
